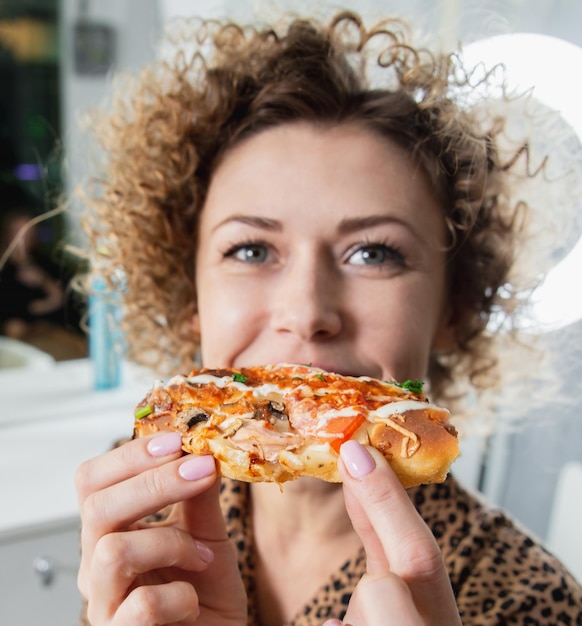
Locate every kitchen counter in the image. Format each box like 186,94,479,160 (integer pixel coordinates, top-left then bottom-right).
0,358,155,624
0,358,152,538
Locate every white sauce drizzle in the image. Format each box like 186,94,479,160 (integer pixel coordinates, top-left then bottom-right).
314,406,361,437
251,383,294,397
184,374,251,391
373,400,447,418
157,372,449,461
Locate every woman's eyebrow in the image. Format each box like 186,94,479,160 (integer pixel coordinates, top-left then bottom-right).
211,214,282,233
337,215,420,238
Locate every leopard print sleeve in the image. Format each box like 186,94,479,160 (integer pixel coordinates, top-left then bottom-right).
411,478,582,626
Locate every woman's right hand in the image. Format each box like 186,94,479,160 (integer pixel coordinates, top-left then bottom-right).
75,432,247,625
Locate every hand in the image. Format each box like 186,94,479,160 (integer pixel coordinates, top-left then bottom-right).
75,432,247,625
324,440,461,626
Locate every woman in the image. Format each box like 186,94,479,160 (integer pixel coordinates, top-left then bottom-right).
74,10,582,625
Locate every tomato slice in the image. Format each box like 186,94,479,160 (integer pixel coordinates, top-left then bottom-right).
326,414,366,453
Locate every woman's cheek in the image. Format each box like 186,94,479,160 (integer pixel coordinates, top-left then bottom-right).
198,281,265,365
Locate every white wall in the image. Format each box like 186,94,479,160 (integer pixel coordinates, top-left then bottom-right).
59,0,162,242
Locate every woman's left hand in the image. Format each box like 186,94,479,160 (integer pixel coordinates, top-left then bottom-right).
324,440,462,626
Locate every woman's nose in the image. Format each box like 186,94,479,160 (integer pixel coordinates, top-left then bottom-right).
270,254,343,341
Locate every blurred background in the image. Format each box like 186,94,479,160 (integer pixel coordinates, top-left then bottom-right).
0,1,581,623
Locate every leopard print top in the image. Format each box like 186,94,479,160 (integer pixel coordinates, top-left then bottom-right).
220,475,582,626
78,473,582,625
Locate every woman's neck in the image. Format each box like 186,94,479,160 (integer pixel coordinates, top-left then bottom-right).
250,479,362,626
250,477,353,541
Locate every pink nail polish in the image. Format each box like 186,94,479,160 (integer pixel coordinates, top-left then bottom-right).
195,540,215,564
178,456,216,481
147,432,183,457
340,440,376,478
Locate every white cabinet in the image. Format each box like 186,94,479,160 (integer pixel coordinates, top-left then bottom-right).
0,520,82,625
0,359,152,626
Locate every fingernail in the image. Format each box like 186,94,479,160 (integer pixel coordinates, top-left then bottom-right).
340,440,376,478
195,540,215,564
178,455,216,481
147,432,183,457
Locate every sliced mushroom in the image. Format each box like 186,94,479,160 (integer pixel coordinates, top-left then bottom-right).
179,408,209,428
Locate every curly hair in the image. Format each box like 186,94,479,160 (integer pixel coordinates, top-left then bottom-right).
78,10,538,413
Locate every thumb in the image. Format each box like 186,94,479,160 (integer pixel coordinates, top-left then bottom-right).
343,573,422,626
168,457,228,542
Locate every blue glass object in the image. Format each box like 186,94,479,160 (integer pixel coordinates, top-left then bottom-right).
88,275,123,390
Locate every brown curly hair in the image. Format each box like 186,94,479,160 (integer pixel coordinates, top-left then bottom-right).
79,10,534,412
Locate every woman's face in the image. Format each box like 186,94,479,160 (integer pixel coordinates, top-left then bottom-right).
194,122,454,383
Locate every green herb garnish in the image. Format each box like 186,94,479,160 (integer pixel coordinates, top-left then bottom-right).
232,372,248,383
315,373,327,382
134,404,154,420
394,379,424,394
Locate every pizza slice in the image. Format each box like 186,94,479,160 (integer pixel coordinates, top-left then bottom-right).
133,363,459,488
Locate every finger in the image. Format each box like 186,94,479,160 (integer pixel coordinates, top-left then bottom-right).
168,474,229,542
79,452,217,594
76,432,185,504
339,441,460,624
87,527,212,624
342,478,390,574
339,440,441,580
343,573,422,626
112,581,199,626
77,476,218,598
81,453,217,541
166,479,245,611
338,439,391,573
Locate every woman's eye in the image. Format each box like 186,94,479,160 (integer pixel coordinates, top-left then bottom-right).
226,243,269,263
348,244,404,267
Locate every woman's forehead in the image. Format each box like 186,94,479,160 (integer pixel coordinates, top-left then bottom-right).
197,122,447,254
204,122,442,211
